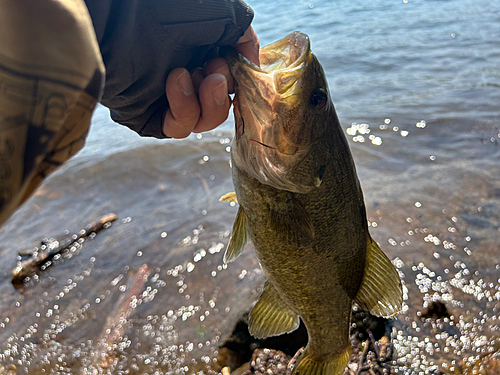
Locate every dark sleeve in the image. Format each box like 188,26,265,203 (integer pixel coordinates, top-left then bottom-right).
84,0,254,138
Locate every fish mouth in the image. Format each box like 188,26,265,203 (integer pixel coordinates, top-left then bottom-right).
225,31,312,104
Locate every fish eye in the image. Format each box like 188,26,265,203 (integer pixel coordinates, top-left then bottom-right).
310,88,328,110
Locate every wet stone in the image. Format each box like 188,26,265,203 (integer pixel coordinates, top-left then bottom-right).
351,306,394,342
242,349,292,375
418,300,450,320
219,308,399,375
219,315,308,372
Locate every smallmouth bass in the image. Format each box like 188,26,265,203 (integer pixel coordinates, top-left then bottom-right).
221,32,403,375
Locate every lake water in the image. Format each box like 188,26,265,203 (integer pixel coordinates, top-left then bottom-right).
0,0,499,374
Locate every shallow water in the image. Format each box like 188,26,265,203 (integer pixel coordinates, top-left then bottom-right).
351,119,500,373
0,0,499,374
0,136,266,374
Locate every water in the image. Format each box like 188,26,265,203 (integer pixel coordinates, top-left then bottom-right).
0,0,499,373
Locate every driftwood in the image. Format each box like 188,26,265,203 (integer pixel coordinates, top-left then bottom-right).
12,213,117,285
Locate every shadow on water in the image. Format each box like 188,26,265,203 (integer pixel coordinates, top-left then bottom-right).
0,117,498,375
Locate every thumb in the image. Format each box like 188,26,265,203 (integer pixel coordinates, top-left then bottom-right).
234,25,260,67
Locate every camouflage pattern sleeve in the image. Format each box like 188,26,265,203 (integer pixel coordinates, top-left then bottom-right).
0,0,105,226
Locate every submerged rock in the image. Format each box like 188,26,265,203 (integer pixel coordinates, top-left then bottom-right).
217,308,398,375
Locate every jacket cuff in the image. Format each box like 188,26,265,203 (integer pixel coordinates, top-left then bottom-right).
110,96,167,139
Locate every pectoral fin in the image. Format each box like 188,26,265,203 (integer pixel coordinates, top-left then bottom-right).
269,195,314,244
249,281,300,339
355,235,403,317
223,205,248,263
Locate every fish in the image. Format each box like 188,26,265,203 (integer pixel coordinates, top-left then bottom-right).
221,31,403,375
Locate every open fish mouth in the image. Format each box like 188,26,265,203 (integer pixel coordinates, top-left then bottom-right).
225,31,312,105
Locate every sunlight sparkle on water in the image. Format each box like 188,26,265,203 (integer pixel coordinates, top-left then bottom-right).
346,122,386,145
416,120,427,128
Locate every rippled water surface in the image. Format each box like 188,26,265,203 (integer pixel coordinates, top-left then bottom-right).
0,0,499,374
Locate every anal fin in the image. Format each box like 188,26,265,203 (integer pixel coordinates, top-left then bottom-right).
292,345,350,375
249,282,300,339
355,234,403,317
223,205,248,263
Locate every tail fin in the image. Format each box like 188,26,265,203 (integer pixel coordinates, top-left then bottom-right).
292,346,350,375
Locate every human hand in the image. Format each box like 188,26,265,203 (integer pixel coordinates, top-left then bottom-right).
162,26,259,139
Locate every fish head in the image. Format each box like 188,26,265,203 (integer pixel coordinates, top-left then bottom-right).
226,31,334,193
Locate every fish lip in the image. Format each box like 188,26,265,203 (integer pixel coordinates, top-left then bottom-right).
262,31,311,72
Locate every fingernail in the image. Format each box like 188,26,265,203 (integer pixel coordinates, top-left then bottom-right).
212,79,227,106
177,71,193,96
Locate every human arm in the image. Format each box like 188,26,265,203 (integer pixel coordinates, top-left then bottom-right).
0,0,104,226
84,0,259,139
